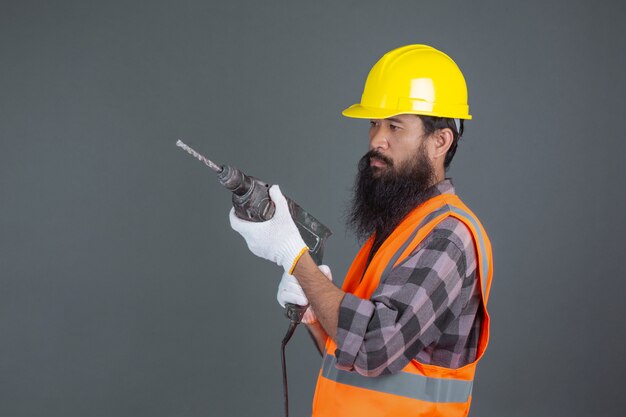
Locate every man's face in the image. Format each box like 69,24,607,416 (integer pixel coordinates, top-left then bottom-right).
347,114,436,242
367,114,430,176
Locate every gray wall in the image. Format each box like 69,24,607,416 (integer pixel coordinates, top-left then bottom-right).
1,1,625,416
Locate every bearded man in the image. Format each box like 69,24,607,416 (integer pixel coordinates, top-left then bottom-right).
230,45,494,417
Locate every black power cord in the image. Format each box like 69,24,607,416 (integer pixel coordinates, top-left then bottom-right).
281,303,309,417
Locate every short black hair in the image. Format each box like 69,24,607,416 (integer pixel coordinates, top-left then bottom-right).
418,115,465,171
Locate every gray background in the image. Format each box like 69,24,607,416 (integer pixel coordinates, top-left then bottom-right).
1,0,625,416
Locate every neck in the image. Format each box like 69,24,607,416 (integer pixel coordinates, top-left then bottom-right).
433,163,445,185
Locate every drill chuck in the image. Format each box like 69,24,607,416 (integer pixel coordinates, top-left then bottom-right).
217,165,276,221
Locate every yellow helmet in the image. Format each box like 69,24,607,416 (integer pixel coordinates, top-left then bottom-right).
342,44,472,120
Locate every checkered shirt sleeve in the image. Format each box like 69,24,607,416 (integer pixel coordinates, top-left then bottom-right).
334,215,481,376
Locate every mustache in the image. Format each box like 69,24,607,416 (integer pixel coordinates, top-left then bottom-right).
365,149,393,167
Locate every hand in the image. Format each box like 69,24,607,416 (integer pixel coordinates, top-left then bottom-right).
277,265,332,324
229,185,308,273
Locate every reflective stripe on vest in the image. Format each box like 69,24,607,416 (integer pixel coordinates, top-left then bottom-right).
450,206,491,297
321,354,473,403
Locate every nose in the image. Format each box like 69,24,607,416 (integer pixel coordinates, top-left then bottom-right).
369,124,389,151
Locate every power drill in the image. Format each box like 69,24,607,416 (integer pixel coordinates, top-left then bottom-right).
175,140,332,275
176,140,332,417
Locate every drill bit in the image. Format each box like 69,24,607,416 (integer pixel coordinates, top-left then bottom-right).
176,140,223,173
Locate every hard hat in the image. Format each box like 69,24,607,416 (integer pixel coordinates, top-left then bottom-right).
343,44,472,120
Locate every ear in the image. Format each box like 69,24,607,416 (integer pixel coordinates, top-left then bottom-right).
431,128,454,161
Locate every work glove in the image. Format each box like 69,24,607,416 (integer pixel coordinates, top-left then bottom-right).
277,265,332,324
229,185,308,274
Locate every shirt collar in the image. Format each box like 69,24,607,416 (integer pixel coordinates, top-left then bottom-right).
430,178,456,196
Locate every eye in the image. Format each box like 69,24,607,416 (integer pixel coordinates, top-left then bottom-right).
389,124,401,131
369,120,379,128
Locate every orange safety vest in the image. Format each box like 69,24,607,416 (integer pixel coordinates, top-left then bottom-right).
311,193,493,417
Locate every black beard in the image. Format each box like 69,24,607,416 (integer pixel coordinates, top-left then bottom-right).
347,147,436,244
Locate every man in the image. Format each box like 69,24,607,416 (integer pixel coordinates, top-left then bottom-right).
230,44,493,416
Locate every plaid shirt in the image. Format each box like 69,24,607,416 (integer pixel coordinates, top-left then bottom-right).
335,179,482,376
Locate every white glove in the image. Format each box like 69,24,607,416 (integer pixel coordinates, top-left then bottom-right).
277,265,332,324
229,185,308,273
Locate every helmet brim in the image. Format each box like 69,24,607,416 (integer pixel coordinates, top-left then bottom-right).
342,104,472,120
